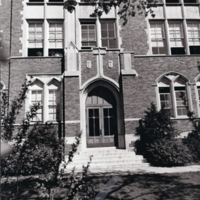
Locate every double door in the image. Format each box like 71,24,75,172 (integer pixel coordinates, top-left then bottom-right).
86,106,116,147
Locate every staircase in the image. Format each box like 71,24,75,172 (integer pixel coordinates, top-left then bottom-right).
64,147,149,173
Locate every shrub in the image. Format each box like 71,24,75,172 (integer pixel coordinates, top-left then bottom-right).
146,138,193,167
183,113,200,163
183,132,200,163
135,103,193,167
1,123,62,176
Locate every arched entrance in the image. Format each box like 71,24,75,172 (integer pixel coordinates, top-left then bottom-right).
86,86,118,147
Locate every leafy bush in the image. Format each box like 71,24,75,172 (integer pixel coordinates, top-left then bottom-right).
146,138,193,167
1,123,62,176
135,103,193,167
183,132,200,163
183,113,200,163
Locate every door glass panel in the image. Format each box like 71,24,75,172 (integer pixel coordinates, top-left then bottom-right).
103,108,114,136
88,109,100,136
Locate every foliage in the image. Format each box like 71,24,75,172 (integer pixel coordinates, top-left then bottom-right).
82,0,157,25
135,103,193,167
183,112,200,163
35,134,95,200
145,138,193,167
1,123,62,176
1,80,95,199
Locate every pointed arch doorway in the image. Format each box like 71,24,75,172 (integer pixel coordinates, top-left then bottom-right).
86,86,118,148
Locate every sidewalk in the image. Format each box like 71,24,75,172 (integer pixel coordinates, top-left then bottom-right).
88,165,200,175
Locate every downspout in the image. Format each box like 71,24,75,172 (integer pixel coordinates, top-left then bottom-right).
7,0,13,114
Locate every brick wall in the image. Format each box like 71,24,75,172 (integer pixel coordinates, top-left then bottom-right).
122,55,200,135
9,57,62,123
81,52,97,86
103,52,119,83
119,15,149,55
64,77,80,121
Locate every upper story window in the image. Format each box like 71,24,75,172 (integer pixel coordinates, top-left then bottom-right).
187,22,200,54
28,22,43,56
80,20,117,49
157,73,192,118
169,22,185,54
150,21,167,54
81,23,96,48
101,21,117,49
49,22,64,56
49,23,63,48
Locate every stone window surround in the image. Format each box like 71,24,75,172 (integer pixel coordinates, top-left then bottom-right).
25,75,61,123
80,19,118,49
26,20,64,57
148,0,200,55
155,73,193,119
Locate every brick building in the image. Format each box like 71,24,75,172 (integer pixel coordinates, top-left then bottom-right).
1,0,200,164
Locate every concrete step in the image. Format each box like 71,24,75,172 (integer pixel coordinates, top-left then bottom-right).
63,148,148,173
65,163,150,173
67,154,143,161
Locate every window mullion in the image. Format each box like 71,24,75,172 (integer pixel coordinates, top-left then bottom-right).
186,82,193,112
171,82,177,118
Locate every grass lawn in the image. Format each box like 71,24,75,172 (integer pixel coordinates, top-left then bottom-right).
1,171,200,200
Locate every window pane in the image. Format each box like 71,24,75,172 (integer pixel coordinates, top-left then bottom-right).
101,30,107,38
109,39,116,48
95,118,100,136
104,118,109,136
89,32,95,40
89,118,94,136
102,39,107,47
108,29,115,38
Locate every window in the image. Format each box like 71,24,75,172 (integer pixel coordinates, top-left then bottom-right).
150,21,167,54
28,77,61,122
175,87,188,116
169,22,185,54
157,73,191,117
49,23,63,48
49,23,64,56
48,90,57,120
101,21,117,48
187,22,200,54
159,87,172,114
28,22,43,56
81,23,96,48
31,90,43,121
80,20,117,49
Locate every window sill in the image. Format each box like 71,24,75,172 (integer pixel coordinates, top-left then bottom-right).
121,69,138,76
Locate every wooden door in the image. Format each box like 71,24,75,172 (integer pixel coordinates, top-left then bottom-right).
86,87,117,148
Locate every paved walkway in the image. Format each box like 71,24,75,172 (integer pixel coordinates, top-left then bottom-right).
88,165,200,175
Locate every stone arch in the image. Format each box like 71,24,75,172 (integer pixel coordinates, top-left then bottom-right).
80,80,125,150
